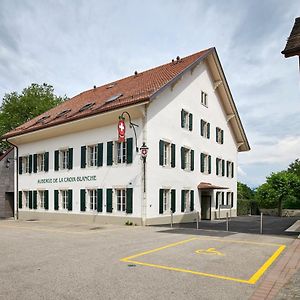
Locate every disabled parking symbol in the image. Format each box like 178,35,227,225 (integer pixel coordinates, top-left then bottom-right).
195,248,225,256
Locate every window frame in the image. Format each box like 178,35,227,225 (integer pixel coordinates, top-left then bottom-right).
116,188,126,212
182,147,192,171
115,141,127,164
39,190,45,209
22,156,30,173
163,142,171,167
60,190,69,210
162,189,170,214
182,110,189,129
183,190,190,212
87,144,98,167
201,119,210,139
201,91,208,107
201,153,210,174
60,149,69,170
23,191,29,208
88,189,98,211
216,127,224,144
37,153,45,172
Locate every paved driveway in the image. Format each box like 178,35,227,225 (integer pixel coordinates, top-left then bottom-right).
0,219,296,300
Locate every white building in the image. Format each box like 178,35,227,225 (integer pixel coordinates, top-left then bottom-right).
3,48,250,225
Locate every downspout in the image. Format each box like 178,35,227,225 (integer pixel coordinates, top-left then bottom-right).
6,139,18,220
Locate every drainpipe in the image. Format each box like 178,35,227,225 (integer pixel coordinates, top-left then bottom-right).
141,105,148,226
6,139,18,220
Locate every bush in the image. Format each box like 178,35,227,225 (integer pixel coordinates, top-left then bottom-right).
283,195,300,209
237,199,260,215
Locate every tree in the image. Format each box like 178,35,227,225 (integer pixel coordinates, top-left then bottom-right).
255,171,300,216
237,182,254,201
0,83,66,152
287,158,300,177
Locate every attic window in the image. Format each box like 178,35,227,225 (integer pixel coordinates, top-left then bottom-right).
105,93,123,104
79,102,95,112
36,115,50,123
56,109,71,118
106,83,116,89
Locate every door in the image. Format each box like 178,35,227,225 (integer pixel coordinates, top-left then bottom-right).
201,195,211,220
5,192,14,217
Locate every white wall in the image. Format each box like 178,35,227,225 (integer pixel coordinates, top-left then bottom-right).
18,118,144,218
146,61,238,219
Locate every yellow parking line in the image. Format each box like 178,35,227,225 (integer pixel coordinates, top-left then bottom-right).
120,237,286,284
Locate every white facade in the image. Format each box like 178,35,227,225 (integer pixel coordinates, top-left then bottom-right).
8,51,249,225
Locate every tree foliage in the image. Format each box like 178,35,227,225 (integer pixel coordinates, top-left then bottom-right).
237,181,254,201
255,171,300,214
0,83,66,152
287,158,300,177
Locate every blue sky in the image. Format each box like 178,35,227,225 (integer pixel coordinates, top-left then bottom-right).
0,0,299,187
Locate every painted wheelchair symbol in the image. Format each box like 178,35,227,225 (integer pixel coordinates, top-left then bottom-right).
195,248,225,256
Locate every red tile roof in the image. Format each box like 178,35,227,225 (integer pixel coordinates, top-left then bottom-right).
3,48,212,139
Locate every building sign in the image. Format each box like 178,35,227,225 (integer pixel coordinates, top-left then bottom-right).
118,118,126,142
37,175,97,184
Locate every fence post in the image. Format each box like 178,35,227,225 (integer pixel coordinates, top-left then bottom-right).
196,211,200,230
170,210,173,228
260,212,263,234
226,212,229,231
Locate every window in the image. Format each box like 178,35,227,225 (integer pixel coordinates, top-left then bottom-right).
181,190,194,212
116,189,126,212
226,192,233,206
39,191,45,209
87,145,97,167
201,91,208,107
159,140,175,168
216,158,225,176
181,147,194,171
22,156,30,173
162,189,170,213
201,119,210,139
37,153,45,172
181,109,193,131
215,192,224,208
216,127,224,144
115,141,127,164
61,190,68,210
55,148,73,171
200,153,211,174
227,161,234,178
24,191,29,208
89,189,97,211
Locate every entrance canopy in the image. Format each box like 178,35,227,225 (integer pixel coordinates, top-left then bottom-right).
197,182,229,190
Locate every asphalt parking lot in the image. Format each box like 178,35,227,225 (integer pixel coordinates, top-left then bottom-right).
0,219,297,300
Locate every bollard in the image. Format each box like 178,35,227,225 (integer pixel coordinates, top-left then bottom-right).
260,212,263,234
196,211,200,230
170,210,173,228
226,212,229,231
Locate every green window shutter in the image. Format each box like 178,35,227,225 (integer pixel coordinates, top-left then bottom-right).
18,157,22,175
80,189,86,212
221,130,224,144
200,153,204,173
190,190,194,211
181,109,185,128
54,150,59,171
106,189,113,213
232,162,234,178
208,155,212,174
171,143,176,168
191,150,194,171
231,192,234,208
227,161,230,177
216,158,219,175
189,113,193,131
97,143,103,167
68,190,72,211
54,190,59,210
97,189,103,212
18,191,22,209
159,189,164,214
159,140,164,166
216,128,218,142
126,188,133,214
126,138,133,164
207,123,210,139
181,147,185,170
222,160,225,176
29,155,33,174
201,120,204,136
33,191,37,209
221,192,224,205
107,141,113,166
81,146,86,168
181,190,185,212
171,189,176,213
226,193,230,206
44,152,49,172
68,148,73,170
29,191,33,209
44,190,49,210
33,154,37,173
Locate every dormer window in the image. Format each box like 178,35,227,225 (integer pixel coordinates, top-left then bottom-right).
79,102,95,112
201,91,208,107
56,109,71,118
